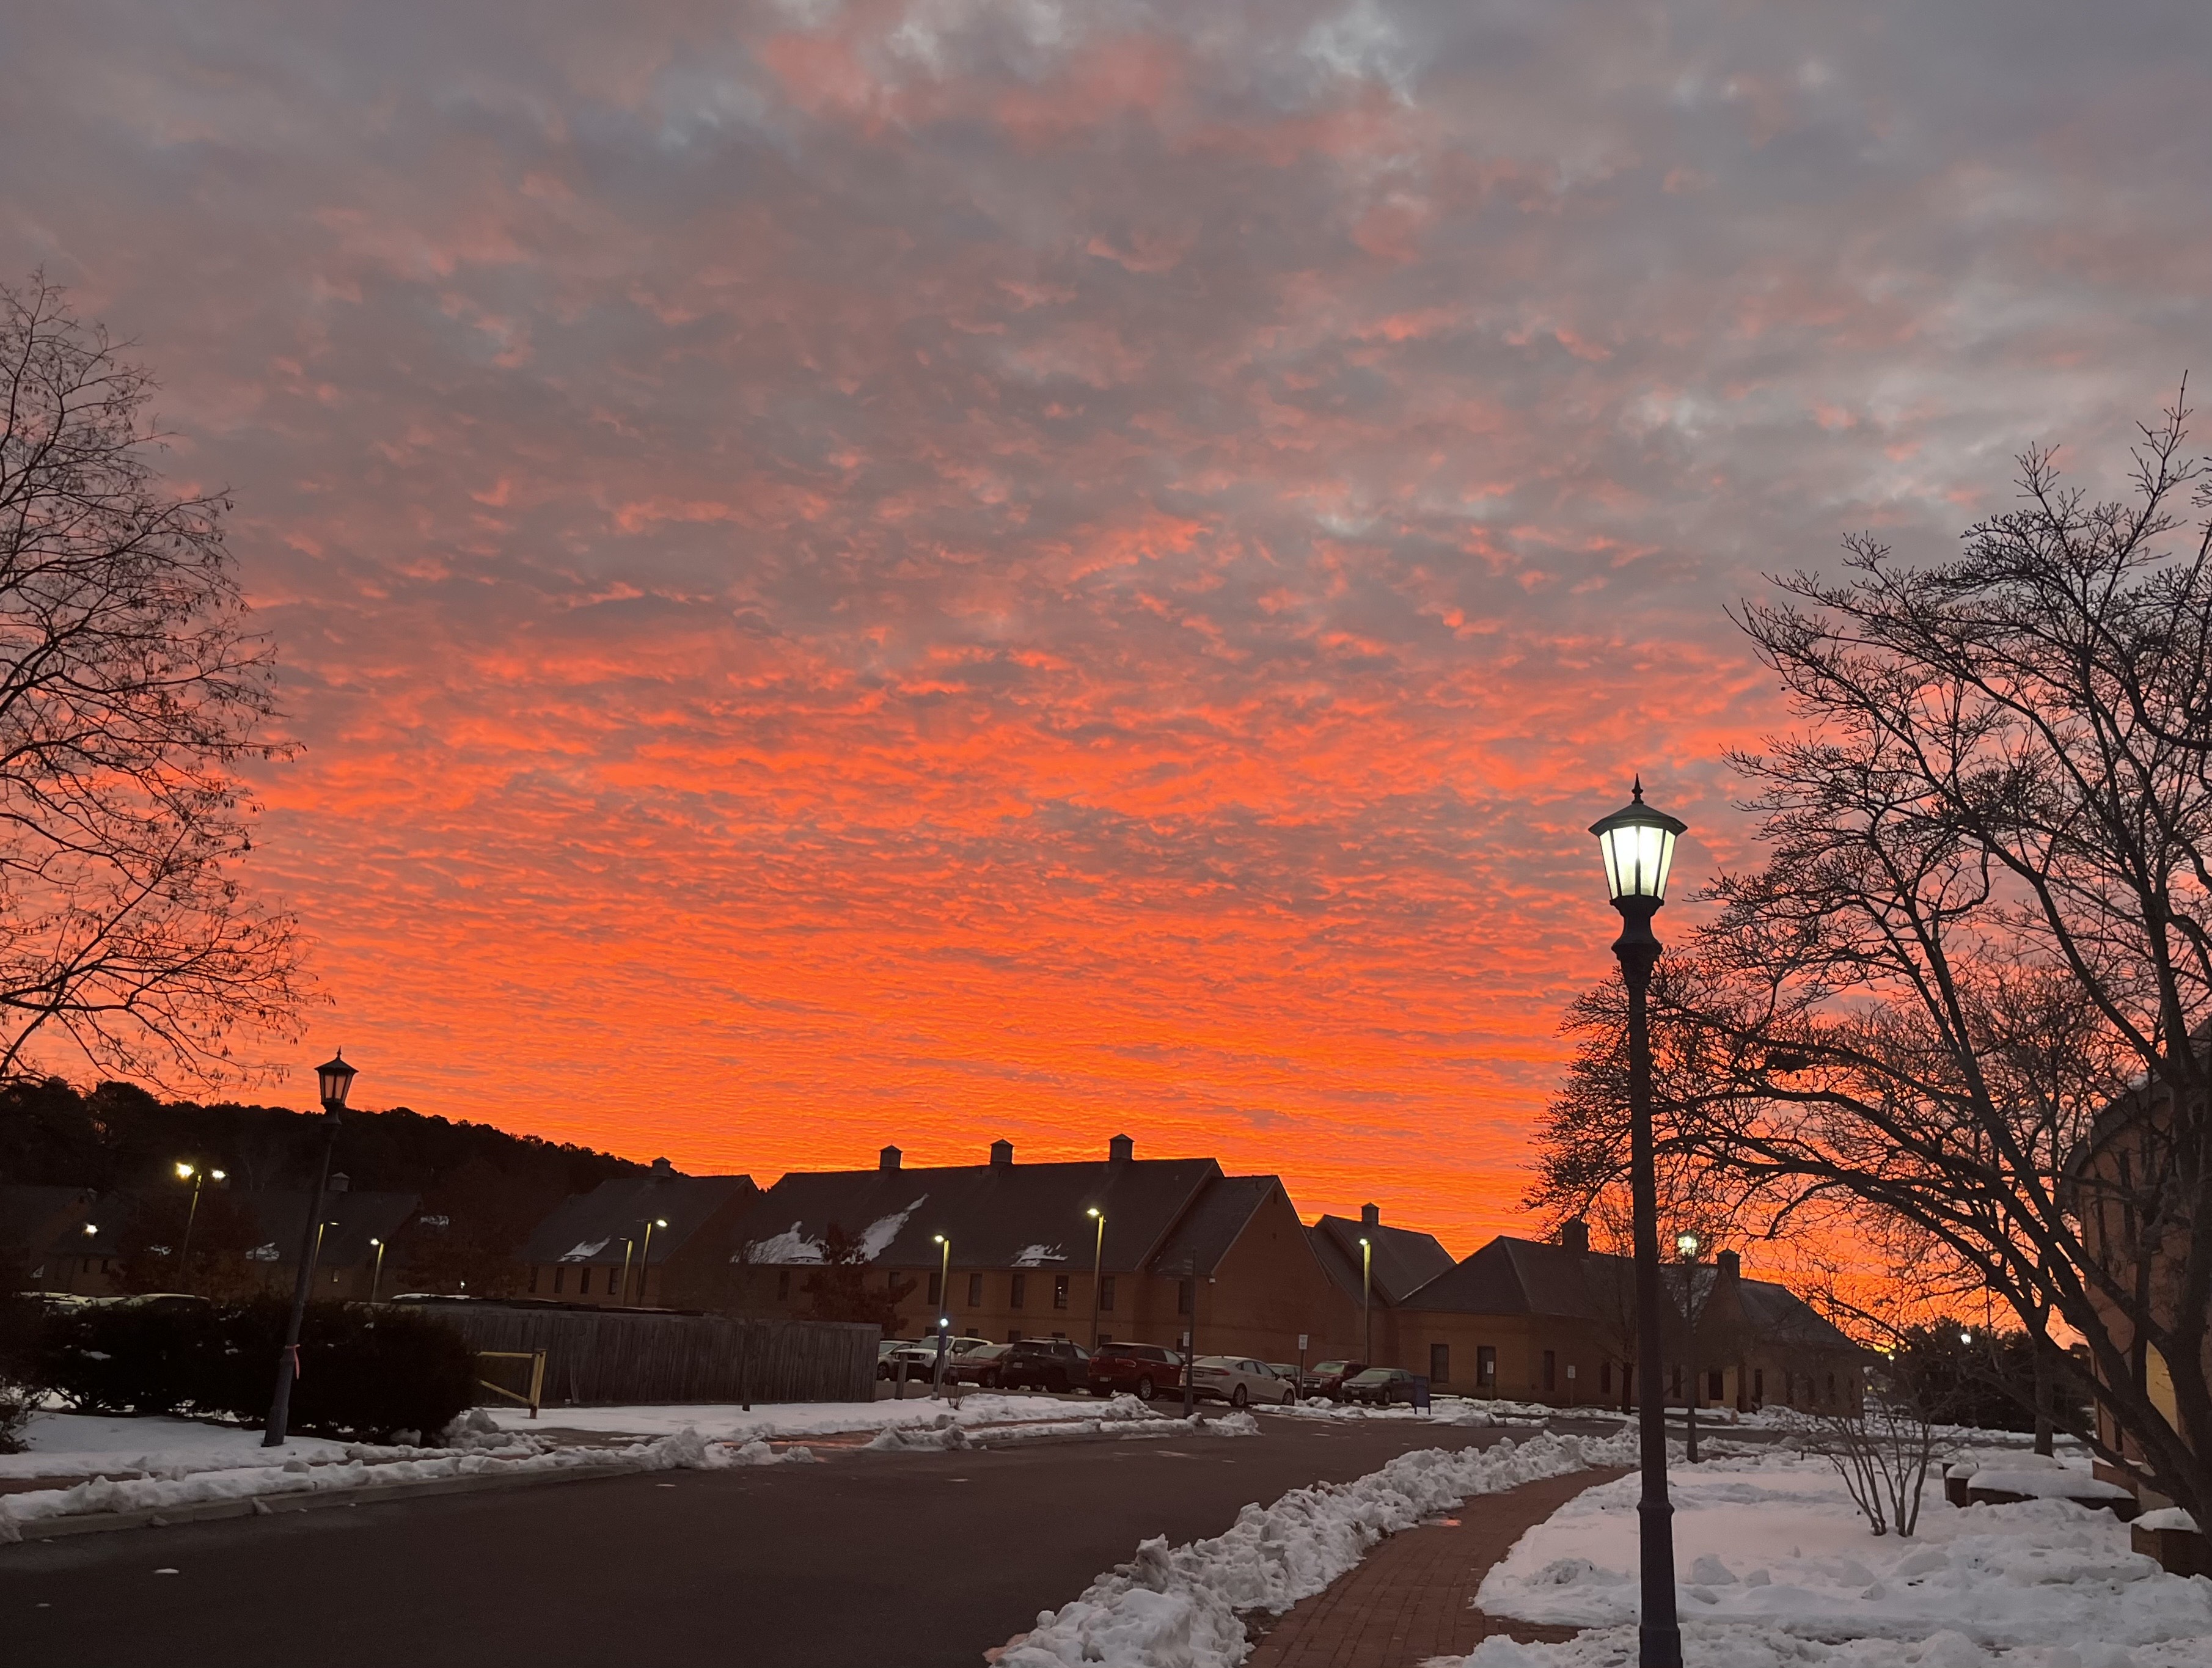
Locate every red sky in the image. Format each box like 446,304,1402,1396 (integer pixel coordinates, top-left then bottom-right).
5,1,2207,1254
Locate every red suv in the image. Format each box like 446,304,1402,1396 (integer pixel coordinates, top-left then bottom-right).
1086,1342,1185,1402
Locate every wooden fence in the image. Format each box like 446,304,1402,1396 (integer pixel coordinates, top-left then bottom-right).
398,1300,877,1406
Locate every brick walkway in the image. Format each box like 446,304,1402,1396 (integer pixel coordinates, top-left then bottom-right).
1246,1466,1628,1668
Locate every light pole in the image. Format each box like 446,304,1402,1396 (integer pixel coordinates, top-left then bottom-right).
1677,1232,1701,1465
174,1163,224,1291
634,1218,668,1306
931,1234,952,1397
1087,1207,1106,1349
265,1052,356,1448
1590,778,1688,1668
1359,1236,1372,1364
618,1237,635,1306
367,1236,387,1304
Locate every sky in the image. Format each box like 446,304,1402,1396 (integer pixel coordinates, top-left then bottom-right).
4,0,2209,1254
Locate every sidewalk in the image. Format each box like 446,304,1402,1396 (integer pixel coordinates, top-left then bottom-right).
1246,1466,1628,1668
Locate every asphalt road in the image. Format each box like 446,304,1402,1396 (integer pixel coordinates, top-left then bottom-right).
0,1412,1557,1668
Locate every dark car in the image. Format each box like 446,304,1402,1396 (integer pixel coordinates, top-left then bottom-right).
947,1342,1013,1386
1085,1341,1184,1401
1342,1366,1418,1406
1300,1359,1366,1399
982,1338,1091,1392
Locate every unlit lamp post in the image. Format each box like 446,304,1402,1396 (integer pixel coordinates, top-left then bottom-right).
265,1051,356,1449
1087,1207,1106,1349
1589,779,1687,1668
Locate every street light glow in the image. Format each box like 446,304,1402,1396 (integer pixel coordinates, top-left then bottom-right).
176,1161,194,1179
1677,1233,1700,1258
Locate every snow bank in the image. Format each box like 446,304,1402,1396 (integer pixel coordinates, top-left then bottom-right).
1273,1396,1555,1426
1465,1450,2212,1668
998,1428,1638,1668
864,1406,1250,1453
489,1390,1156,1444
0,1411,353,1481
0,1425,736,1542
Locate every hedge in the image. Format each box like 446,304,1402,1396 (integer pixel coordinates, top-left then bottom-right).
39,1298,477,1443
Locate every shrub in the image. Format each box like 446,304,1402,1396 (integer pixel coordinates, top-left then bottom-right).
37,1298,476,1442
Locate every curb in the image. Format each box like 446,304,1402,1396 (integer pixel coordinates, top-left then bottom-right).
5,1460,643,1545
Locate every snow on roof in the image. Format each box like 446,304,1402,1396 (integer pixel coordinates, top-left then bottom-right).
1012,1243,1069,1267
558,1238,610,1263
744,1223,826,1264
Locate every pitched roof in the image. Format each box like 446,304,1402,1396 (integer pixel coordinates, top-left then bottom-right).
1737,1279,1857,1350
1149,1176,1280,1278
241,1190,423,1269
0,1185,101,1255
522,1171,756,1267
734,1156,1223,1273
1309,1215,1456,1307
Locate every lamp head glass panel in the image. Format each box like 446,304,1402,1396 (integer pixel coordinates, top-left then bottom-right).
315,1052,357,1110
1588,780,1688,903
176,1161,194,1179
1676,1233,1700,1259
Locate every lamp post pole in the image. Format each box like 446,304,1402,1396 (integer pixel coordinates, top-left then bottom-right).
1677,1233,1702,1465
1590,780,1687,1668
635,1218,667,1307
265,1052,356,1448
1087,1208,1106,1350
619,1237,635,1307
931,1235,952,1397
1360,1237,1372,1364
174,1162,221,1292
368,1237,387,1304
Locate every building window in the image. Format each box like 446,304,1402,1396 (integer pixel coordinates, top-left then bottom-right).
1671,1365,1683,1398
1708,1368,1724,1403
1542,1350,1556,1392
1099,1275,1116,1312
967,1272,983,1307
1053,1275,1070,1310
1476,1344,1496,1383
1826,1372,1836,1403
1011,1273,1027,1309
928,1271,942,1306
580,1267,592,1295
777,1268,791,1301
553,1266,566,1295
1430,1343,1449,1384
1177,1279,1195,1316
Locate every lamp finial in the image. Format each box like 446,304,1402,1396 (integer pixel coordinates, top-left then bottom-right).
1632,775,1644,800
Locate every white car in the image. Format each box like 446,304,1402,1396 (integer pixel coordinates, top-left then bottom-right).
887,1336,990,1378
1189,1354,1297,1408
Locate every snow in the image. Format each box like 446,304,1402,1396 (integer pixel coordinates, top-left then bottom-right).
857,1198,926,1260
484,1389,1157,1444
0,1412,352,1480
557,1238,610,1262
997,1428,1639,1668
863,1406,1252,1452
741,1221,825,1264
1012,1244,1069,1267
1462,1447,2212,1668
0,1426,738,1542
2137,1507,2199,1533
1272,1395,1555,1426
1967,1468,2133,1501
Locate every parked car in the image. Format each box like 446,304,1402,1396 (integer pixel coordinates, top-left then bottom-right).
887,1336,990,1380
980,1338,1091,1392
1300,1359,1366,1399
876,1339,909,1380
1266,1364,1302,1393
1341,1366,1419,1406
1086,1341,1184,1401
947,1342,1013,1386
1189,1355,1297,1408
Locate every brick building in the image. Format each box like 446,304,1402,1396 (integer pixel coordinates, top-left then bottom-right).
722,1136,1361,1364
519,1158,758,1308
1306,1204,1455,1364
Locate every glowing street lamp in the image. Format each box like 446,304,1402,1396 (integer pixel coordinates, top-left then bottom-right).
266,1052,356,1448
1358,1236,1374,1364
1086,1207,1107,1350
367,1237,387,1304
931,1234,952,1397
633,1218,668,1305
174,1162,227,1293
1589,780,1689,1668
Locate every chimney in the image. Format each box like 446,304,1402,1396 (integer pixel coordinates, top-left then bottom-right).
328,1173,350,1194
650,1157,673,1177
989,1138,1014,1167
1360,1202,1379,1229
1560,1218,1590,1254
1108,1133,1133,1163
1716,1249,1740,1278
880,1144,903,1172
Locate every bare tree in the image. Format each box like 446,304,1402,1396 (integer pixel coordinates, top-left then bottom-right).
1536,392,2212,1521
0,276,305,1086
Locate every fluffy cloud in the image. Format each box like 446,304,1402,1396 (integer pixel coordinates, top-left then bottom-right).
4,0,2206,1243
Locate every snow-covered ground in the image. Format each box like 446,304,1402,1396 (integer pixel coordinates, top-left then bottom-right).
997,1428,1641,1668
486,1390,1158,1443
1465,1448,2212,1668
0,1411,353,1480
1273,1395,1556,1425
